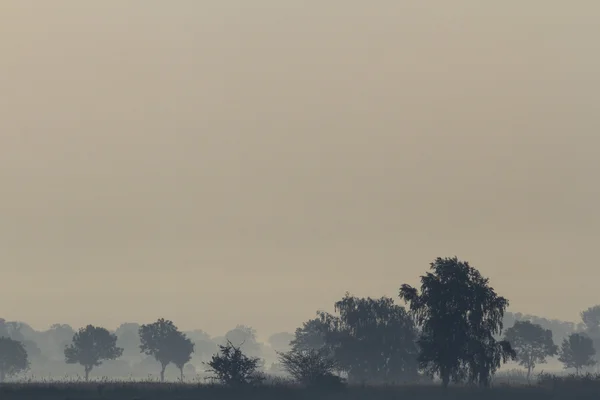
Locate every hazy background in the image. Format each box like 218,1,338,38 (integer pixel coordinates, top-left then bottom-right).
1,1,598,337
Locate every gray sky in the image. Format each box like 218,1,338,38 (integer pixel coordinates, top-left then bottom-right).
1,1,599,338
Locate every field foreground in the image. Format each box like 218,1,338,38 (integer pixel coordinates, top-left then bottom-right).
1,382,600,400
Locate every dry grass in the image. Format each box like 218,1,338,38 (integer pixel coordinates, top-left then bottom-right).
1,375,600,400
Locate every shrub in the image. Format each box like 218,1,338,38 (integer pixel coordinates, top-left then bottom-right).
204,340,264,387
277,348,343,388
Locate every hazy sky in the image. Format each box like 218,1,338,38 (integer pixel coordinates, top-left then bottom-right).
1,1,599,338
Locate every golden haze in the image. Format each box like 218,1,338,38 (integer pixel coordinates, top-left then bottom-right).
1,1,599,337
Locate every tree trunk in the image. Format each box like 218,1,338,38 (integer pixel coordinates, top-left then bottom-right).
85,366,90,381
179,367,184,382
160,363,167,382
480,371,490,388
441,369,450,388
527,365,532,383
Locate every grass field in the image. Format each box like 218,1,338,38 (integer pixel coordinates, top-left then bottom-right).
1,379,600,400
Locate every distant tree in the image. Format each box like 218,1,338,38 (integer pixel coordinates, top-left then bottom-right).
549,318,577,342
139,318,187,382
504,321,558,381
0,320,25,342
292,294,419,384
0,319,7,339
580,306,600,371
205,340,264,386
268,332,295,353
10,322,36,341
19,339,46,365
399,256,515,387
115,323,142,358
581,306,600,335
186,330,218,363
170,332,195,381
44,324,76,361
278,347,342,387
0,337,29,382
503,312,577,348
64,325,123,381
328,294,419,383
558,333,596,374
224,325,262,358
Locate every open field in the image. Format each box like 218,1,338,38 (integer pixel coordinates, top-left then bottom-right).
1,381,600,400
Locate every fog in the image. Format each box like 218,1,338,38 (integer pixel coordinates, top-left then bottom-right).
1,1,599,339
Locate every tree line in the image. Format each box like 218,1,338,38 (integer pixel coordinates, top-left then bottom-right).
1,256,599,387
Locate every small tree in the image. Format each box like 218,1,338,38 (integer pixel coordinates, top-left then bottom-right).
0,337,29,382
278,348,342,387
170,332,195,381
558,333,596,374
139,318,187,382
504,321,558,381
205,340,263,386
64,325,123,381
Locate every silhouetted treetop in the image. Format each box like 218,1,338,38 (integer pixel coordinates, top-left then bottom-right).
0,337,29,382
504,320,557,381
64,325,123,381
400,256,514,387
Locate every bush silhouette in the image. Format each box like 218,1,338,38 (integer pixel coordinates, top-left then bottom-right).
205,340,264,387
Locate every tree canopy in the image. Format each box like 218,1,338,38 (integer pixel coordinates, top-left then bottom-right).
223,325,262,359
290,317,330,353
0,337,29,382
292,294,419,384
64,325,123,381
581,306,600,334
399,256,515,387
115,323,142,358
170,332,195,381
330,294,419,383
504,320,557,381
139,318,192,382
558,333,596,374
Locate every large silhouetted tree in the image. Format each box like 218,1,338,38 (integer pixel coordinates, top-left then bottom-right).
399,256,515,387
64,325,123,381
558,333,596,374
330,294,419,383
504,320,557,381
0,337,29,382
139,318,189,381
292,294,419,384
